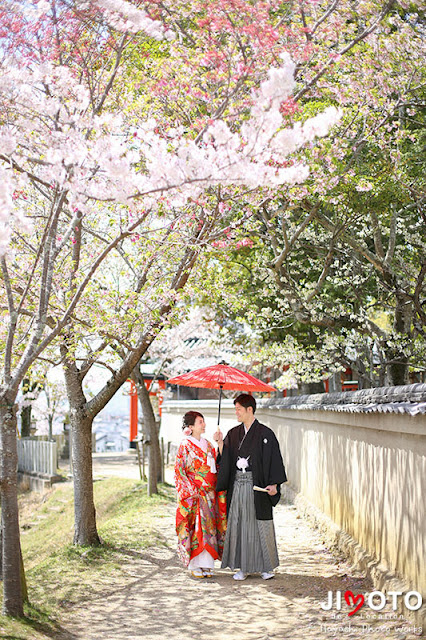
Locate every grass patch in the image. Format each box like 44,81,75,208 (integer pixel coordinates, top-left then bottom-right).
0,478,175,639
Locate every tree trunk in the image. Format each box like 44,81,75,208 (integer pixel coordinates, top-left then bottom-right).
20,406,31,438
20,377,42,437
63,361,100,546
20,546,28,603
387,356,409,387
70,411,100,545
132,368,161,495
0,398,24,617
20,378,32,438
387,295,410,387
300,381,324,395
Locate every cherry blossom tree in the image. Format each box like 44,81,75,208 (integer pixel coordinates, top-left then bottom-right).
0,0,343,616
196,1,425,389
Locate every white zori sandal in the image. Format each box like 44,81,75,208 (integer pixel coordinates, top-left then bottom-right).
202,568,213,578
189,568,204,578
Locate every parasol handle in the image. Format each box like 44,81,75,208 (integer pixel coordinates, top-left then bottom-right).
217,385,223,426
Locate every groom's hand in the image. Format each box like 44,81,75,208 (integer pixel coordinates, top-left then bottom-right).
213,429,223,455
213,429,223,444
265,484,277,496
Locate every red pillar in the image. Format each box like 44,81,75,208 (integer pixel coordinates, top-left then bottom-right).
129,381,138,444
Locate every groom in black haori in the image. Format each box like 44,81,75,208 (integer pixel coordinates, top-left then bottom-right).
214,393,287,580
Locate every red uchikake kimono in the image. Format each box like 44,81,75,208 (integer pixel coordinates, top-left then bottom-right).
174,437,227,567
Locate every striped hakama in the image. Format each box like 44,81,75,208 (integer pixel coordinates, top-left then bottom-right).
221,471,279,573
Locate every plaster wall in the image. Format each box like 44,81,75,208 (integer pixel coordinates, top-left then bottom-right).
161,400,426,603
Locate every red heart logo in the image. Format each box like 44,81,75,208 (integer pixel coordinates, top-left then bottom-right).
344,590,365,616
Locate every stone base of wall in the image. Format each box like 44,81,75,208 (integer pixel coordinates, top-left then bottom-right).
283,483,425,634
18,471,64,492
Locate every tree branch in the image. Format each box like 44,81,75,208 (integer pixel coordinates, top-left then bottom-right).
306,237,336,303
1,256,17,382
94,34,128,115
370,210,385,260
294,0,395,102
384,204,397,266
273,205,319,270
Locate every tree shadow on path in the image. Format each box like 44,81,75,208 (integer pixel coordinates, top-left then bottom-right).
56,499,419,640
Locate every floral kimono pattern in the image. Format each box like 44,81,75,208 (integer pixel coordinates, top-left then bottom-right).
175,438,227,567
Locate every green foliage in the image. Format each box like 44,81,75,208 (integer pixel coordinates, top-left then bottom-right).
194,12,426,387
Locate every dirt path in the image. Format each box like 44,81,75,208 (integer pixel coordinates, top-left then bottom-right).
59,467,422,640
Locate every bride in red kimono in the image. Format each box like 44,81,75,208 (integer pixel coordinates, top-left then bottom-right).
174,411,227,578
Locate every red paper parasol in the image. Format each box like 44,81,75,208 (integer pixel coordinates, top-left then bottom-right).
167,363,276,425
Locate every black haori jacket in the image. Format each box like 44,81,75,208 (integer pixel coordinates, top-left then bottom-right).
216,419,287,520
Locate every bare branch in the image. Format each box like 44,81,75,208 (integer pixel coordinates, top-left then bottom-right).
298,0,311,42
82,207,222,418
38,190,68,321
0,155,53,190
1,256,17,382
310,0,340,37
306,237,336,303
9,208,149,395
273,205,319,270
94,33,128,115
315,209,385,273
294,0,395,102
76,358,118,376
